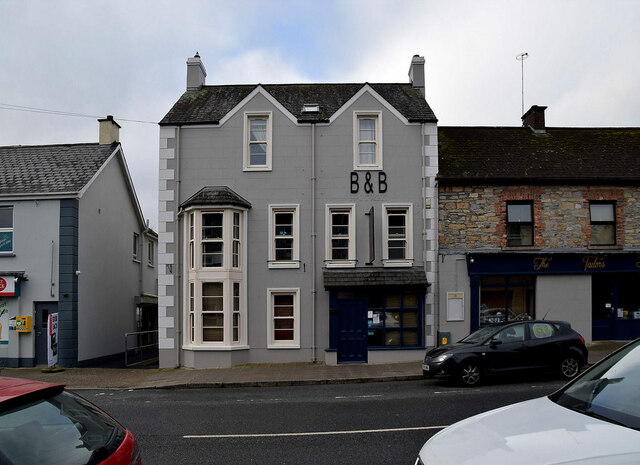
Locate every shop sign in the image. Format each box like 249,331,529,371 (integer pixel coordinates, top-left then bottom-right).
350,171,388,194
0,276,15,297
469,253,640,275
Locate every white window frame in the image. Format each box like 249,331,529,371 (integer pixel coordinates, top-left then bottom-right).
0,206,14,254
243,111,273,171
268,204,300,269
183,208,248,348
133,232,140,262
325,204,356,268
147,240,155,267
267,288,300,349
353,111,383,170
382,204,413,267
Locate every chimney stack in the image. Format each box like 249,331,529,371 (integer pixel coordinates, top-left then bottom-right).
521,105,547,133
98,115,120,145
408,55,425,97
186,52,207,91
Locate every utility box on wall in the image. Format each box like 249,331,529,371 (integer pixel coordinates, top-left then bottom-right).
15,316,32,333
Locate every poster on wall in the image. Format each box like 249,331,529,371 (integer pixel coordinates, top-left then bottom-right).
47,313,59,367
0,299,8,345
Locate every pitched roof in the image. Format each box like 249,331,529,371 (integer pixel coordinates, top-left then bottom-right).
160,83,437,125
0,143,117,195
438,127,640,184
180,186,252,210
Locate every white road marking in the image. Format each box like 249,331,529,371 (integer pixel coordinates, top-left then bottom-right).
184,425,447,439
334,394,383,399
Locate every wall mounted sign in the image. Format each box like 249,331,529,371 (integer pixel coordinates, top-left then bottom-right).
0,276,15,297
350,171,387,194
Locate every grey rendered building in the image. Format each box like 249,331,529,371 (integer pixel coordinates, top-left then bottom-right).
0,117,157,367
157,54,439,368
437,106,640,345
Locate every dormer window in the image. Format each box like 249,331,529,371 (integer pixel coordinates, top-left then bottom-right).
302,104,319,113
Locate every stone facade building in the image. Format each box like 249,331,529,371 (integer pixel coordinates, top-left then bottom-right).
437,106,640,344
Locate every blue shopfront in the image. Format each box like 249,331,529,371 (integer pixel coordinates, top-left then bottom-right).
467,252,640,341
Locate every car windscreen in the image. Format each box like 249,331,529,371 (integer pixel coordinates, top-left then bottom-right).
459,325,498,344
550,340,640,430
0,390,125,465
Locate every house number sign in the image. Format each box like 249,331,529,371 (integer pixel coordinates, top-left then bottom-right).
350,171,387,194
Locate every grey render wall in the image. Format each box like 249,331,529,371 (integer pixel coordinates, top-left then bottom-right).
77,153,142,361
158,87,433,367
0,199,59,365
536,274,592,343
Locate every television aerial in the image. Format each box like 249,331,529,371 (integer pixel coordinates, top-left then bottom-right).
516,52,529,115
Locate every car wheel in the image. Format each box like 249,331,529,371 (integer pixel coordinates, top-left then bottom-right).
559,354,580,379
459,362,482,386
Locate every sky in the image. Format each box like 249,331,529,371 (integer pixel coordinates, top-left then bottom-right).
1,0,639,229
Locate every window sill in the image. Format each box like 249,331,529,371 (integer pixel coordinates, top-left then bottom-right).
0,253,16,257
382,260,414,268
267,343,300,349
501,246,541,251
353,166,383,171
243,166,272,172
182,344,250,351
325,260,356,269
133,258,141,263
268,261,300,269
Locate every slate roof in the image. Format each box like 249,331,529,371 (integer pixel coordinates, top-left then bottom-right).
323,267,429,289
160,83,437,125
180,186,252,210
438,127,640,184
0,143,116,195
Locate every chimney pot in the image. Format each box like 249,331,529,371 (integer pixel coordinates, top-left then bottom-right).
408,55,426,97
186,53,207,91
98,116,120,145
521,105,547,133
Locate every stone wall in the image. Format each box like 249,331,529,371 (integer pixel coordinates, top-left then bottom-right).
439,185,640,250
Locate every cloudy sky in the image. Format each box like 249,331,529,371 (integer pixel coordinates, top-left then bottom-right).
1,0,639,229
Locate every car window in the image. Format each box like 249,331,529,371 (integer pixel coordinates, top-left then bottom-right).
530,322,555,339
0,390,125,465
493,324,526,343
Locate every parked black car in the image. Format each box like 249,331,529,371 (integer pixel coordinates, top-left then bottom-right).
422,320,588,386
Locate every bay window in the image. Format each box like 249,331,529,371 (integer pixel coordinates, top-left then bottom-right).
185,208,247,346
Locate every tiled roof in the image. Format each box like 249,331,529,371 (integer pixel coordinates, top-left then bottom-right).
438,127,640,184
0,143,116,195
323,267,429,289
180,186,252,209
160,83,437,125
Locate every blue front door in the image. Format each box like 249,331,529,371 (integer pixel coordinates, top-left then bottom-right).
337,298,368,363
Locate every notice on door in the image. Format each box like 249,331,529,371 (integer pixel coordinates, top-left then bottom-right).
47,313,58,367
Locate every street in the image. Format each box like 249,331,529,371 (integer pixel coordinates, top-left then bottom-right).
81,376,566,464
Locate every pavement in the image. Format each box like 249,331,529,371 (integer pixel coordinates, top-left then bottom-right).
0,340,630,390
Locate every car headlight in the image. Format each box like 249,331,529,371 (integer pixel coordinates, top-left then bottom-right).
433,353,453,363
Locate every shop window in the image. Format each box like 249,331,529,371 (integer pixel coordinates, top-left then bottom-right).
506,202,533,247
367,291,421,348
480,276,534,326
0,206,13,253
590,202,616,246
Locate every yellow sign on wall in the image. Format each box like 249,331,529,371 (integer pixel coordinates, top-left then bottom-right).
15,316,32,333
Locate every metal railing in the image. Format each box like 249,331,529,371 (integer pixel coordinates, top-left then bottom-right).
124,330,159,367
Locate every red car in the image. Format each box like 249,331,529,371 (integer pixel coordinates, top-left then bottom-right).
0,376,141,465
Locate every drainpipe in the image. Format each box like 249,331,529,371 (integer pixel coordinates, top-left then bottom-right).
311,123,317,363
175,126,182,368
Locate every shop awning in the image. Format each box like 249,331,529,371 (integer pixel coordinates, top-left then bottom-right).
323,267,429,289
